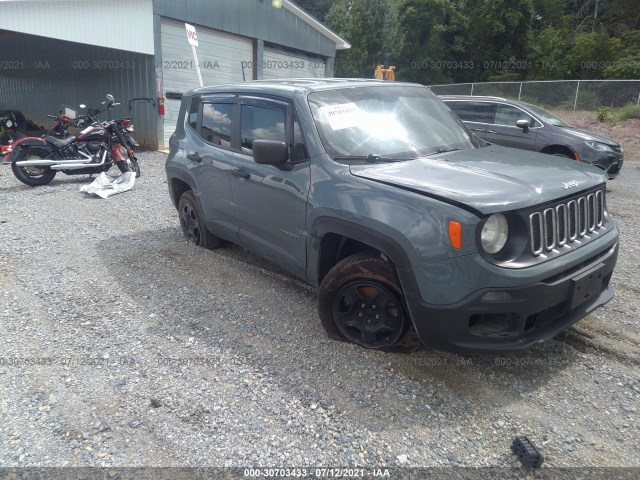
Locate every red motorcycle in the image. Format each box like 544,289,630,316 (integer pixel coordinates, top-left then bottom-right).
5,95,140,186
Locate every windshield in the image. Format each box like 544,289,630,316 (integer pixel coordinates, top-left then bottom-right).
308,86,477,161
522,103,573,127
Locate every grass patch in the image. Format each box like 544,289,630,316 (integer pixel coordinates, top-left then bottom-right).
615,103,640,121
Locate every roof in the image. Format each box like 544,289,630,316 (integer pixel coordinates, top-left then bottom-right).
438,95,509,101
283,1,351,50
192,78,423,96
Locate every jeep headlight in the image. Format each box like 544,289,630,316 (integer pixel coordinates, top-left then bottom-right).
585,141,613,152
481,213,509,254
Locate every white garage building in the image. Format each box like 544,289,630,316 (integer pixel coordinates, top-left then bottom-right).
0,0,349,149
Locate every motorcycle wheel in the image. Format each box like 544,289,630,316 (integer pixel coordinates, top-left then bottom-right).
126,156,141,178
11,148,57,186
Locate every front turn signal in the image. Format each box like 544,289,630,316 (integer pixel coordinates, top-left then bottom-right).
448,221,462,249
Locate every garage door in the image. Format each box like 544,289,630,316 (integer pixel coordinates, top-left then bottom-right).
262,47,325,79
160,18,253,146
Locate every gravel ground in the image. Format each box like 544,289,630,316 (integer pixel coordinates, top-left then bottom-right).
0,150,639,473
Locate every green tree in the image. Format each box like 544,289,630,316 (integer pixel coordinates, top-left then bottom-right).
290,0,335,21
325,0,400,78
565,31,622,78
527,26,572,79
603,30,640,79
461,0,534,81
396,0,467,84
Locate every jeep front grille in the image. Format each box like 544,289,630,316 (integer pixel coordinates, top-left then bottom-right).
529,190,604,256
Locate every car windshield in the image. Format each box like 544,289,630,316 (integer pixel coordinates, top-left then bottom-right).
523,103,573,128
308,86,477,161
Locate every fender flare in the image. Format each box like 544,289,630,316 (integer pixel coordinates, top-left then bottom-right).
308,216,412,287
166,167,197,208
540,143,580,161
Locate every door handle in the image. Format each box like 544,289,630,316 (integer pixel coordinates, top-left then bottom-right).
232,168,250,179
486,130,497,134
471,128,484,132
187,152,201,163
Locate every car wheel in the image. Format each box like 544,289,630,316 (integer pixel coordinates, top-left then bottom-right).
178,191,223,249
11,149,57,186
317,253,421,352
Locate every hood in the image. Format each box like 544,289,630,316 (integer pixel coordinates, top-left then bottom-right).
556,126,618,146
349,145,607,215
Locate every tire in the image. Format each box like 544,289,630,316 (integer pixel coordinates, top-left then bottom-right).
177,191,223,249
546,148,573,159
317,253,422,352
125,147,141,178
11,148,57,186
116,160,130,174
128,157,141,178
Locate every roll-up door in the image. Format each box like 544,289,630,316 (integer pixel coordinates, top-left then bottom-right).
160,18,253,146
262,47,325,79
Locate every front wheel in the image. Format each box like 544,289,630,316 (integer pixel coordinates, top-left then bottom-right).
317,253,421,352
125,150,141,178
116,146,141,177
11,148,57,186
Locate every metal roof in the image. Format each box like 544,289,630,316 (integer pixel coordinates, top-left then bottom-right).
282,1,351,50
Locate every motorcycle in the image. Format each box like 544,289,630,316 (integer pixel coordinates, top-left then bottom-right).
1,110,71,155
5,95,140,186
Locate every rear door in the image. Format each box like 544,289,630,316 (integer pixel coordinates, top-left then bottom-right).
228,96,311,279
189,95,240,242
444,100,494,140
484,102,539,150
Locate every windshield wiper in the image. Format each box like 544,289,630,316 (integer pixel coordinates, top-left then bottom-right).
423,147,462,156
333,153,415,163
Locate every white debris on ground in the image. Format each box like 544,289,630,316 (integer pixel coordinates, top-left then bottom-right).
80,172,135,198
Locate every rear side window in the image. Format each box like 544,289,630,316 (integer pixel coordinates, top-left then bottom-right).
201,103,233,147
447,101,494,124
240,105,286,153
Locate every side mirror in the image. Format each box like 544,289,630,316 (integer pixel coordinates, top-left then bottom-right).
106,94,114,103
79,104,86,109
252,139,288,165
516,119,530,132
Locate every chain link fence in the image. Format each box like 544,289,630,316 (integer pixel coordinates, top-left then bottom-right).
430,80,640,111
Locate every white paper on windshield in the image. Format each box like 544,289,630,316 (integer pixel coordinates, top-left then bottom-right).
320,103,363,131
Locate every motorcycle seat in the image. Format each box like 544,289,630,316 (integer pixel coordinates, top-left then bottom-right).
46,135,76,148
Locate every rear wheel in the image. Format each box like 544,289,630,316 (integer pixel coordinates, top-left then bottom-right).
318,253,421,352
178,191,223,249
11,148,57,186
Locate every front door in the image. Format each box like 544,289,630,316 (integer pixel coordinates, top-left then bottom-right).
484,102,538,150
228,97,311,279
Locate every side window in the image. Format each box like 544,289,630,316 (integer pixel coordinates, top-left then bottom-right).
292,110,308,162
494,104,534,127
201,103,233,147
188,95,200,130
447,101,493,124
240,105,286,154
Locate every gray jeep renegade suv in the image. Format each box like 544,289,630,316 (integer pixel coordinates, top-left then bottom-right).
166,79,618,354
